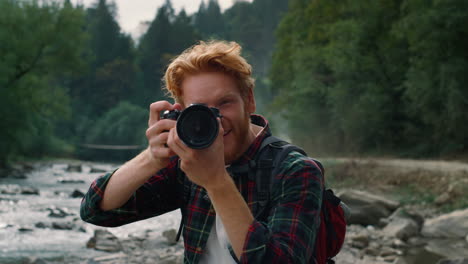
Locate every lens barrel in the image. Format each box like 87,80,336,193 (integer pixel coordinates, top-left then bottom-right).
176,104,220,149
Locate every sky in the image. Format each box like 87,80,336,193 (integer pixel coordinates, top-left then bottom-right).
71,0,251,34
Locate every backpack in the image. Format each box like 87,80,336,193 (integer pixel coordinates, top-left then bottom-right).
228,135,349,264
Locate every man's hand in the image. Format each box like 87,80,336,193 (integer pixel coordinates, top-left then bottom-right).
146,101,182,169
166,118,230,190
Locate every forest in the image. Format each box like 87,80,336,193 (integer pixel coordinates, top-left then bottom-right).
1,0,467,165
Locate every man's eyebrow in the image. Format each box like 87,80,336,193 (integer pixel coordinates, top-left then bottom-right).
218,93,236,101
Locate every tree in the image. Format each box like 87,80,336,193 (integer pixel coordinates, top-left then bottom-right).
397,0,468,155
137,1,200,106
194,0,225,39
0,0,87,164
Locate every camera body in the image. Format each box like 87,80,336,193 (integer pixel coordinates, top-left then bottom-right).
162,104,222,149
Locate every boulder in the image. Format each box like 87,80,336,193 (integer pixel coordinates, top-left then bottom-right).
67,164,82,172
70,189,85,198
87,229,122,252
424,239,468,259
422,208,468,238
163,229,178,246
338,190,399,226
383,217,420,241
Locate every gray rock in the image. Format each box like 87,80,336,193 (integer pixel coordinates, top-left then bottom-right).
338,190,399,226
163,229,178,246
425,239,468,259
21,187,39,195
422,208,468,238
87,229,122,252
67,164,82,172
90,167,107,173
18,227,34,232
56,177,85,184
70,189,85,198
51,221,74,230
383,216,420,240
47,207,73,218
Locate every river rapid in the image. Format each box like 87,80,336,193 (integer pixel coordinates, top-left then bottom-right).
0,161,181,264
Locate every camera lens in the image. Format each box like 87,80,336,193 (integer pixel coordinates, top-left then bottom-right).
176,104,219,149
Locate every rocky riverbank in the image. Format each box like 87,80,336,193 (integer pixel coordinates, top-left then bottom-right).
1,159,467,264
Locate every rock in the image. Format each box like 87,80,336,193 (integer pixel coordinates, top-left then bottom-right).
422,208,468,238
35,222,48,229
87,229,122,252
51,222,74,230
348,231,370,249
435,193,452,206
90,167,107,173
47,207,73,218
383,216,420,240
425,239,468,259
380,246,395,257
67,164,82,172
338,190,399,226
163,229,178,246
56,177,85,184
21,187,40,195
18,227,34,232
1,185,39,195
437,258,468,264
392,239,407,248
70,189,85,198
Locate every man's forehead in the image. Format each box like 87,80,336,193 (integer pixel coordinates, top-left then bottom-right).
183,91,238,106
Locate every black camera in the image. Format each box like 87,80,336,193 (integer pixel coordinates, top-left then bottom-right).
162,104,222,149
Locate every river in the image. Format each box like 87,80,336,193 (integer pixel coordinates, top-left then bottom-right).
0,161,181,264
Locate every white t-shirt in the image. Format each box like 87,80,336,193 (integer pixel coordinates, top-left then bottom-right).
198,214,237,264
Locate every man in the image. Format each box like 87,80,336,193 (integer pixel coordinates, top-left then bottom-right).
81,40,323,263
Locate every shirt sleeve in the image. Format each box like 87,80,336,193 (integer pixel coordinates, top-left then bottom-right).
239,151,324,264
80,157,184,227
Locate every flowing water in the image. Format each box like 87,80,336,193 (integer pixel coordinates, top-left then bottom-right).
0,161,181,263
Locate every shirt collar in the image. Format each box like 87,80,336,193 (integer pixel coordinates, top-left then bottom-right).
231,114,271,166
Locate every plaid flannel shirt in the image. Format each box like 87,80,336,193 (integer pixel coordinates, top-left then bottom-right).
81,115,323,264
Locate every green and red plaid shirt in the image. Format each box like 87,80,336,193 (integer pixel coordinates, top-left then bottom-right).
81,115,323,264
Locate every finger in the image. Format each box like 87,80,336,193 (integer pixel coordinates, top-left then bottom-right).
148,133,176,158
167,127,186,157
217,117,224,136
148,101,174,127
173,103,183,111
146,119,177,139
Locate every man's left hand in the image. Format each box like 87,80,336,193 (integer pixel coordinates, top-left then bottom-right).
166,118,230,190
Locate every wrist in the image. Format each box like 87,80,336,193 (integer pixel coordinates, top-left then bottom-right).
142,147,166,172
205,171,235,195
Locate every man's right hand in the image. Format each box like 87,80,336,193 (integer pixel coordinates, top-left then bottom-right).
145,101,182,169
99,101,182,211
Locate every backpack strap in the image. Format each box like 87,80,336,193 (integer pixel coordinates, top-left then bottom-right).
252,136,309,219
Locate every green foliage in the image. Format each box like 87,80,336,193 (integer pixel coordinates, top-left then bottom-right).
137,1,200,106
0,0,86,165
194,0,225,39
79,101,147,161
5,0,467,163
271,0,468,157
